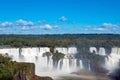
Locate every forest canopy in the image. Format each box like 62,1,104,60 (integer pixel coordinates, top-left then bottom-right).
0,34,120,48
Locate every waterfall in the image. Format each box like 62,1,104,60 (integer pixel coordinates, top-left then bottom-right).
54,47,77,54
54,47,68,54
0,48,19,61
54,47,78,72
39,47,50,56
9,48,19,61
90,47,106,56
105,47,120,71
19,48,38,62
47,56,53,70
98,47,106,56
68,47,78,54
79,60,83,69
71,59,77,69
2,46,120,77
61,59,70,72
57,58,78,73
34,47,52,75
0,48,10,55
0,47,86,77
89,47,98,54
57,59,61,70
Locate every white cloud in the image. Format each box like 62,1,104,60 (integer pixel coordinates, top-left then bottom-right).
40,24,58,30
102,23,119,28
0,21,13,27
84,23,120,33
40,24,52,30
22,24,59,30
16,19,34,26
0,19,34,28
59,16,67,21
94,23,119,31
0,19,60,32
21,26,28,30
21,26,39,30
93,27,106,31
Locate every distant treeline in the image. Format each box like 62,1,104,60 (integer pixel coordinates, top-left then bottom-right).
0,34,120,48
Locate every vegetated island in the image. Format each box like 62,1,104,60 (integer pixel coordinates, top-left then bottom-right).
0,54,53,80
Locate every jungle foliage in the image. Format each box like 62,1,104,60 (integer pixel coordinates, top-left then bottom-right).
0,34,119,48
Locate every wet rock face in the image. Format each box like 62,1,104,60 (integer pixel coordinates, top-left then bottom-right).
15,70,27,80
14,72,53,80
13,63,53,80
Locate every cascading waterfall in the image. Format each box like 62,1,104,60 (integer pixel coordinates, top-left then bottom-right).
34,47,52,76
0,47,86,77
19,48,38,62
1,47,120,77
90,47,106,56
105,47,120,71
55,47,81,71
61,59,70,72
68,47,78,54
0,48,19,61
90,47,98,54
79,60,83,69
9,48,20,61
98,47,106,56
70,59,77,69
55,47,87,73
54,47,68,54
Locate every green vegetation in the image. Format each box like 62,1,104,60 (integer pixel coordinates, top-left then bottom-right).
52,51,65,68
52,51,65,61
0,54,34,80
0,54,13,80
0,34,119,48
42,52,52,65
0,54,53,80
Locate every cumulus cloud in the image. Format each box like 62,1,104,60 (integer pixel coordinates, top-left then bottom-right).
40,24,52,30
102,23,119,29
16,19,34,26
0,19,34,28
0,21,13,27
93,23,119,31
59,16,67,21
0,19,60,33
93,27,106,31
21,24,59,30
40,24,58,30
102,23,117,27
84,23,120,34
21,26,28,30
21,26,39,30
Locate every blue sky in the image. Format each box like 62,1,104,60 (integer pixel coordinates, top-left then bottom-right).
0,0,120,34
